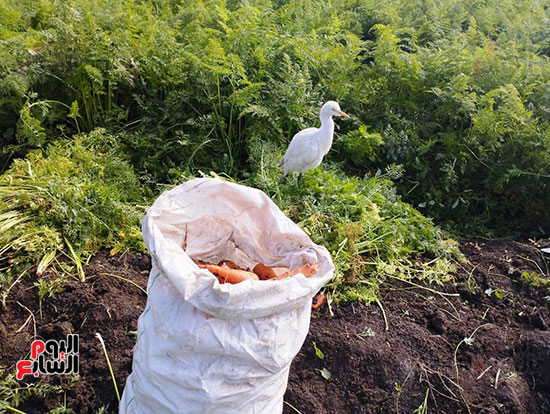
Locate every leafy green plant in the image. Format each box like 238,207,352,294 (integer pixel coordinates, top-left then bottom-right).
0,129,144,300
2,0,548,238
518,271,550,289
339,15,550,236
34,273,66,318
336,126,383,168
0,366,63,413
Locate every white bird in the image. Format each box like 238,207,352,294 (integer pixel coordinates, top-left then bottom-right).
278,101,349,181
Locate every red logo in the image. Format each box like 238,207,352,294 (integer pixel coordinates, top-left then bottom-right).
16,334,79,380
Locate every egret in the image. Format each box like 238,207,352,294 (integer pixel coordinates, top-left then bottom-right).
278,101,349,181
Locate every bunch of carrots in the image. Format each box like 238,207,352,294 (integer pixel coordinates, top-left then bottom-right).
183,234,325,309
192,259,318,283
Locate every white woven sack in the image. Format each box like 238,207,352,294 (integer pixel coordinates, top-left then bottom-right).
119,178,334,414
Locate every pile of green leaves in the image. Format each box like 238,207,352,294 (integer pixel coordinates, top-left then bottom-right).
0,129,144,293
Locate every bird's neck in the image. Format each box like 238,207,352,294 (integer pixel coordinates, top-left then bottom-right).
318,113,334,154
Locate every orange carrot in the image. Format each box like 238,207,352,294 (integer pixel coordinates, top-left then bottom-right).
191,257,317,284
253,263,292,280
273,263,319,280
206,264,259,284
312,293,326,310
253,263,278,280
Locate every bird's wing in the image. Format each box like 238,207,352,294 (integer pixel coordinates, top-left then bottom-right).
281,128,320,173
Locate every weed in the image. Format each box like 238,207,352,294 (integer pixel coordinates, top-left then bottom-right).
312,342,324,360
519,271,550,289
0,367,63,413
356,327,376,339
412,388,429,414
49,394,73,414
125,328,138,341
34,274,66,318
466,275,477,294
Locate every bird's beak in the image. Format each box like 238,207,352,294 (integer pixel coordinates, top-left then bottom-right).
336,110,350,118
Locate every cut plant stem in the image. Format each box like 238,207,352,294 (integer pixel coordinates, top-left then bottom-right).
283,401,304,414
375,299,389,331
476,365,492,381
6,406,26,414
64,237,85,282
454,323,492,414
391,286,459,322
100,273,147,296
36,250,56,277
1,265,32,309
16,301,36,339
388,277,462,321
95,333,121,402
388,275,460,297
494,368,501,389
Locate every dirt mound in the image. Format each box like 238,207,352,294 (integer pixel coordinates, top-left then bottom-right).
0,241,549,413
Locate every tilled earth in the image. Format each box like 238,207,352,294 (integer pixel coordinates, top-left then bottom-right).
1,240,549,413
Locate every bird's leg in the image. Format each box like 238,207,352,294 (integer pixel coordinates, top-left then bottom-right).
297,173,303,184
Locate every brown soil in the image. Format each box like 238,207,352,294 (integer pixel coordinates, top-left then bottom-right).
1,240,549,414
284,240,550,414
0,250,151,413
